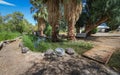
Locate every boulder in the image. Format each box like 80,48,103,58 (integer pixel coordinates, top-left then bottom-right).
44,49,57,59
21,47,29,53
55,48,65,57
65,48,75,55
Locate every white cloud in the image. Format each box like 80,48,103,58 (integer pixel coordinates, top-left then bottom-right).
0,0,15,6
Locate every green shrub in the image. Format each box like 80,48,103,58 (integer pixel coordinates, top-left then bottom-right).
44,23,52,36
36,41,51,52
22,35,34,50
91,28,98,34
0,31,20,42
108,49,120,71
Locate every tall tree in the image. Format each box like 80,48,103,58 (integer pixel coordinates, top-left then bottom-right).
85,0,120,33
46,0,60,41
0,12,33,33
30,0,48,36
63,0,82,40
30,0,60,42
30,0,82,41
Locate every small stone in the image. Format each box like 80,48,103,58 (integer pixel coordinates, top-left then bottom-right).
55,48,65,57
2,43,6,47
21,47,29,53
58,64,64,70
19,42,24,48
82,70,90,74
0,41,3,50
44,49,55,56
4,40,9,44
65,48,75,55
44,49,57,59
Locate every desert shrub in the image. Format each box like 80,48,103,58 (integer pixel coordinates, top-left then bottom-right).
0,31,20,41
108,49,120,71
22,35,34,50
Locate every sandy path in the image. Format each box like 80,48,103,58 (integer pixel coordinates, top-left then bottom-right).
0,39,43,75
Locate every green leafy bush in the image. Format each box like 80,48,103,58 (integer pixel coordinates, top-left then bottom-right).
36,41,51,52
91,28,98,34
44,23,52,36
0,31,20,42
22,35,34,50
108,49,120,71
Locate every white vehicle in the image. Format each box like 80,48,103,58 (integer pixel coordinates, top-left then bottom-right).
116,26,120,31
97,23,110,32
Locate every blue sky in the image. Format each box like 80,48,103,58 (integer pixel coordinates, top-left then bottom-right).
0,0,36,25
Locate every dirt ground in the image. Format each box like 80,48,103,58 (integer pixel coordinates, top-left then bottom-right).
0,39,44,75
0,34,120,75
87,36,120,49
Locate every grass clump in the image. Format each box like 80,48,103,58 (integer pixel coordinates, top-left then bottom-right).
35,41,51,52
108,49,120,71
0,31,20,42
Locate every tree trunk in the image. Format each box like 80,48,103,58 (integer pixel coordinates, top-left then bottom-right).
68,20,76,40
47,0,60,42
76,27,80,33
38,18,46,36
85,16,108,33
64,0,82,40
52,24,59,42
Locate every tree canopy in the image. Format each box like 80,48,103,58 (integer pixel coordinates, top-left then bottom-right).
0,12,33,33
75,0,120,34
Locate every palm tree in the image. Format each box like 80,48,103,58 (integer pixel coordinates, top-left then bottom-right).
46,0,60,42
31,0,60,41
30,0,48,36
30,0,82,41
63,0,82,40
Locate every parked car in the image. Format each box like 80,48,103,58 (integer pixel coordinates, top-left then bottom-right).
116,26,120,31
97,23,110,32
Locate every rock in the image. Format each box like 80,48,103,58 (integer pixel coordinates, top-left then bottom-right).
58,64,64,70
65,48,75,55
0,41,3,50
44,49,57,59
2,42,6,47
55,48,65,57
21,47,29,53
9,39,16,43
19,42,24,48
82,70,90,75
4,40,9,44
